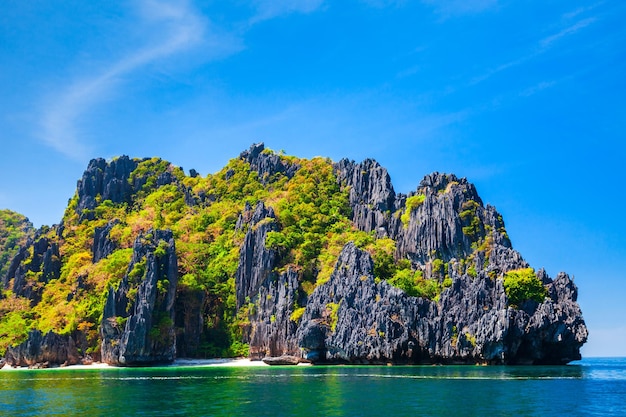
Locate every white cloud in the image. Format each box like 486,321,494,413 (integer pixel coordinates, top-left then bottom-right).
562,2,604,20
470,55,535,85
360,0,406,8
39,0,209,160
250,0,325,24
540,17,597,48
471,16,597,86
422,0,498,17
38,0,327,160
519,80,556,97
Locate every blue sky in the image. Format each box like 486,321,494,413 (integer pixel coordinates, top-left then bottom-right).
1,0,624,357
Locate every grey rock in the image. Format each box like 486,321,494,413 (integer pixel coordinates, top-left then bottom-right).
295,243,586,365
262,355,301,365
4,330,80,368
4,234,61,303
297,242,436,364
76,156,139,218
334,158,398,237
92,219,120,263
240,143,299,183
247,268,300,359
235,201,278,309
100,229,178,366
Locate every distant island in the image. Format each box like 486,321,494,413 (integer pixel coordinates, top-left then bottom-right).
0,143,587,368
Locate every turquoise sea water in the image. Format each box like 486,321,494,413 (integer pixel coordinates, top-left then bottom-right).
1,358,625,416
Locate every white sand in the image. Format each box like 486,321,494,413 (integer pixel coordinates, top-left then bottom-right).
1,362,111,371
1,357,311,371
171,358,270,367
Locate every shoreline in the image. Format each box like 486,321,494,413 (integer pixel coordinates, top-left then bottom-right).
0,357,315,371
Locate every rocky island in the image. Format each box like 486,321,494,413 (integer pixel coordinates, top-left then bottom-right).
0,143,587,368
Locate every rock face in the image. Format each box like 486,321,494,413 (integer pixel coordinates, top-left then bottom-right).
334,158,400,237
235,201,302,359
0,145,587,367
233,153,587,365
4,330,80,368
296,243,586,364
76,156,139,218
92,220,120,263
297,243,435,363
394,173,508,265
3,233,61,303
239,143,299,183
75,156,181,219
247,268,300,359
235,201,279,309
100,229,178,365
0,209,35,281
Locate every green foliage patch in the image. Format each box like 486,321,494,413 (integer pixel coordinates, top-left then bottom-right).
503,268,547,307
0,147,519,359
0,210,34,279
400,193,426,226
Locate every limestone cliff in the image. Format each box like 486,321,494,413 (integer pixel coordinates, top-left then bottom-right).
100,229,178,365
296,243,586,364
0,143,587,367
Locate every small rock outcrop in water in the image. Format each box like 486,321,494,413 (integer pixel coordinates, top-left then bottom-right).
100,229,178,365
262,355,301,365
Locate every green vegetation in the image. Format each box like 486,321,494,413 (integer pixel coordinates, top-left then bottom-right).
400,193,425,226
460,200,481,240
0,294,33,355
503,268,547,307
388,268,440,299
465,332,477,347
326,302,341,332
0,148,520,357
0,210,34,279
290,307,306,323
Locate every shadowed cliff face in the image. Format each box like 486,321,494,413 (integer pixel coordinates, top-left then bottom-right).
334,158,398,238
76,157,139,219
100,229,178,366
2,231,61,304
296,243,586,365
235,201,302,359
0,143,587,366
237,147,586,364
4,330,81,368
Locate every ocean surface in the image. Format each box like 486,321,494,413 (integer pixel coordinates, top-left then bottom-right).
1,357,625,416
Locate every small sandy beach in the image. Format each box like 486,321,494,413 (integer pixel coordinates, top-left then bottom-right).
1,357,311,371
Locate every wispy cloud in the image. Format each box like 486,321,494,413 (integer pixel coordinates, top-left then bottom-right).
422,0,498,17
471,15,598,85
250,0,325,24
470,55,536,85
39,0,209,160
539,17,597,48
562,1,604,20
360,0,406,8
39,0,327,160
519,80,556,97
396,65,421,79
